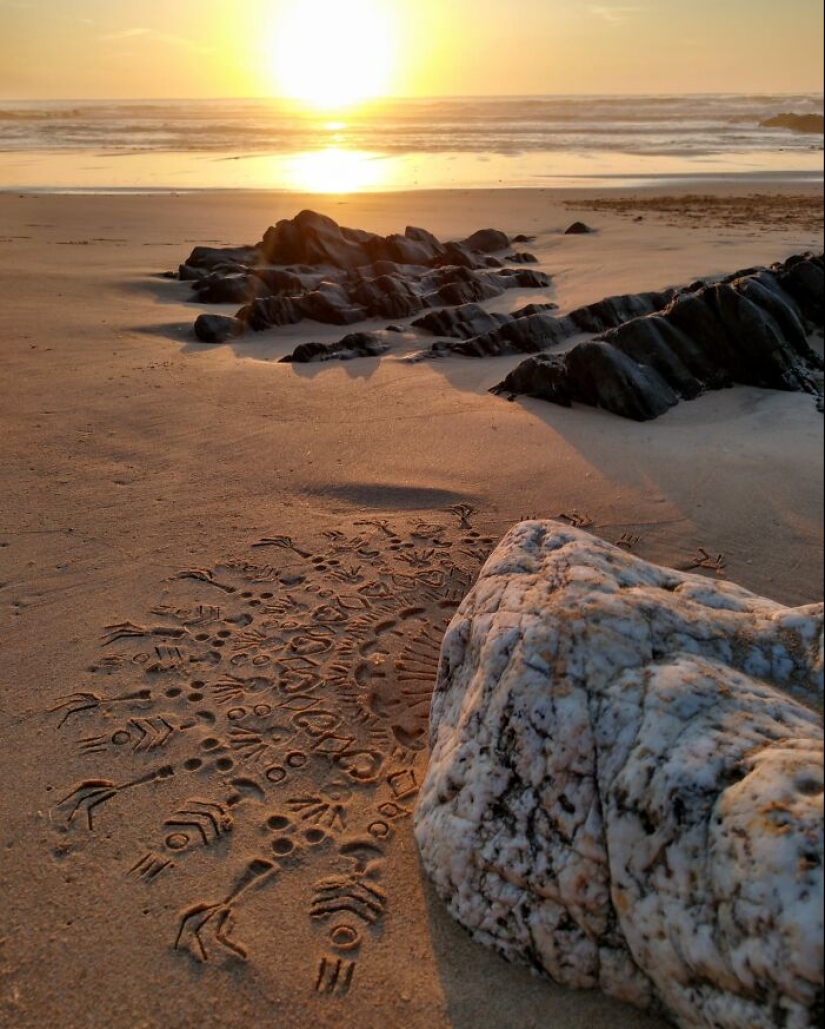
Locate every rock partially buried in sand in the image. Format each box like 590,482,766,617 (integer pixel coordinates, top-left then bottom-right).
281,331,388,363
415,521,824,1029
193,313,246,345
565,221,596,235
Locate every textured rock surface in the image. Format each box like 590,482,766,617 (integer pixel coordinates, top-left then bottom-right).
424,289,678,357
281,331,388,363
193,313,246,345
415,522,824,1029
176,211,550,344
492,254,824,419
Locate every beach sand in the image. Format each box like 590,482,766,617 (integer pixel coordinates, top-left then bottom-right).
0,183,822,1029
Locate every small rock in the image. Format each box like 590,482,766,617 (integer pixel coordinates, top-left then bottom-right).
564,221,596,235
506,252,539,264
460,228,511,253
193,314,245,344
282,331,387,363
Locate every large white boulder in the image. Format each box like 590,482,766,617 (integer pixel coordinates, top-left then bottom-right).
415,522,824,1029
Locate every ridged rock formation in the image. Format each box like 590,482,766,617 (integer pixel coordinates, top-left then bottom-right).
415,522,824,1029
492,254,824,419
420,290,675,357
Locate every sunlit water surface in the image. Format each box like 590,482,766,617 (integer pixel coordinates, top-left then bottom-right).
1,95,821,192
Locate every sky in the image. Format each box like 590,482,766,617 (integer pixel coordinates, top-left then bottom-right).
0,0,822,100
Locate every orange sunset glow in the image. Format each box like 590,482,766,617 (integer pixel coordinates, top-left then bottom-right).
0,3,823,1029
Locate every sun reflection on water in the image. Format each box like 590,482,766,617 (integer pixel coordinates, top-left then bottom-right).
283,147,389,193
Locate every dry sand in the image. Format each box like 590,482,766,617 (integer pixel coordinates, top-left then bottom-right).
0,184,822,1029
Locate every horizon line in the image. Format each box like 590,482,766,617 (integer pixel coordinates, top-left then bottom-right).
2,89,824,104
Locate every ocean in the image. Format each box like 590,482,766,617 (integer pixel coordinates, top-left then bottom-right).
0,94,822,192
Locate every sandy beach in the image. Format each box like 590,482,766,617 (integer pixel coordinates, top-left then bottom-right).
0,183,822,1029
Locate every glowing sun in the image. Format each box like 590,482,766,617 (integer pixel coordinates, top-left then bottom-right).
272,0,396,110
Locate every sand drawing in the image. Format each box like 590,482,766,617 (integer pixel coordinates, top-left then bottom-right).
45,515,498,993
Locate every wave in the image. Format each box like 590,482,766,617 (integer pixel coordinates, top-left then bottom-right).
0,94,821,156
760,113,825,134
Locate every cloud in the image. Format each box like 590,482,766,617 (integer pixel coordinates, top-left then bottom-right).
589,5,646,22
100,27,151,41
99,27,214,55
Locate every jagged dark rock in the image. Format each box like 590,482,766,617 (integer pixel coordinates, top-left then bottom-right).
506,252,539,264
175,211,552,341
193,314,246,345
511,302,559,318
460,228,511,254
237,285,366,331
193,274,271,305
184,244,262,270
565,221,596,235
251,268,306,295
421,289,669,359
492,253,824,421
425,265,506,307
178,264,207,281
567,289,677,333
448,312,569,357
499,268,552,290
348,274,423,319
775,252,824,324
412,304,506,339
260,210,376,270
428,240,489,271
282,332,388,364
405,225,445,252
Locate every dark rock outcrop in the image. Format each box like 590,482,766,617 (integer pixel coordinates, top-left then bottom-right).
460,228,510,254
412,304,507,339
175,211,552,344
412,301,561,343
567,289,677,333
178,264,207,282
444,313,570,358
492,253,824,421
238,286,366,332
282,332,388,364
348,274,423,319
184,245,262,270
421,289,675,359
192,274,271,305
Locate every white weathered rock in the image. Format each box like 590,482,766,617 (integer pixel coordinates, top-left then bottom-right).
414,522,824,1029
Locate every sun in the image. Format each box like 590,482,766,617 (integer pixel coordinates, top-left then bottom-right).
271,0,396,111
